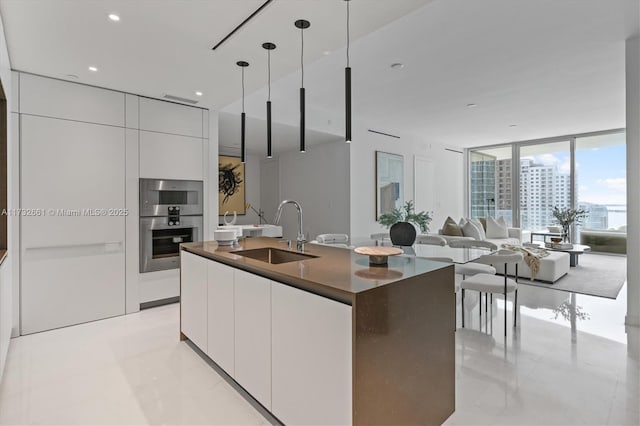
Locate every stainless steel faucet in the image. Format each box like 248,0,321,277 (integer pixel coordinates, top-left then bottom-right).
274,200,305,251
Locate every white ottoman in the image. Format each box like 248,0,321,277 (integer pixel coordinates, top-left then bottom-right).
490,251,570,283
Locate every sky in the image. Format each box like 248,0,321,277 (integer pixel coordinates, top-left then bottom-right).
524,144,626,206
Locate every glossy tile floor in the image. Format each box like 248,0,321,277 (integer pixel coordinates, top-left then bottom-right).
0,255,638,425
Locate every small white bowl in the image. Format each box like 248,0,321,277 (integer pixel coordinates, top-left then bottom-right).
547,226,562,233
214,230,237,242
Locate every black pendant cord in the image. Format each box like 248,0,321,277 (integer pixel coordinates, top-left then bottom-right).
263,42,276,159
345,0,352,144
237,61,249,163
295,19,310,153
300,24,305,153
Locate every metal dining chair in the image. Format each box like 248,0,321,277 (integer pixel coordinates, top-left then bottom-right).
460,249,523,337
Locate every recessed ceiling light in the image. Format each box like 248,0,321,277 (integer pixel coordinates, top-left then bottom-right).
195,91,203,96
108,14,120,21
390,63,404,69
88,66,98,72
509,124,518,128
322,50,331,56
467,103,477,108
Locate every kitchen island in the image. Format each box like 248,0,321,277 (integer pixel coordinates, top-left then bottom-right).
180,238,455,425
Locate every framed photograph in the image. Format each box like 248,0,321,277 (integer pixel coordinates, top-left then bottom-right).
218,155,246,215
375,151,404,220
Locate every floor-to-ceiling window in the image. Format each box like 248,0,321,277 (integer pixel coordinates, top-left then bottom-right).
469,146,513,225
468,129,626,253
575,132,626,252
519,141,571,232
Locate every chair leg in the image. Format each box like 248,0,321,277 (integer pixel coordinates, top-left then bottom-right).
479,292,482,324
462,289,465,328
504,290,508,337
514,288,518,328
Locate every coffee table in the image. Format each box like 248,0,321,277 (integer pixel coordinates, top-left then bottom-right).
530,242,590,267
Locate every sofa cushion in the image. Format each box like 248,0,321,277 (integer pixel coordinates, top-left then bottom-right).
442,217,463,236
468,218,487,240
486,216,509,238
462,220,483,240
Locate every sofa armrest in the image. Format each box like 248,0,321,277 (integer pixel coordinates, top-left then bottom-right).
508,227,522,242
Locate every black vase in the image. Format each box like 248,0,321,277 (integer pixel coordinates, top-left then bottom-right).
389,222,417,246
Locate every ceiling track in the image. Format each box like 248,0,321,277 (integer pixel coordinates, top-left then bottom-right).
368,129,401,139
211,0,274,51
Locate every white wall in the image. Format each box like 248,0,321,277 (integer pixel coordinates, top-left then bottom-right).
217,152,262,226
349,123,464,241
270,141,350,241
625,36,639,328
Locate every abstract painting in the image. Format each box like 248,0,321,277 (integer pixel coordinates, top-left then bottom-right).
219,155,246,215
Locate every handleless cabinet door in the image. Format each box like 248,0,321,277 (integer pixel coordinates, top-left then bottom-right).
207,260,234,376
272,282,352,425
234,270,271,409
20,115,125,334
180,251,207,352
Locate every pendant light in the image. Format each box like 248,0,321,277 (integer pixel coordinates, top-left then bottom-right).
295,19,310,153
262,42,276,158
237,60,249,163
345,0,352,143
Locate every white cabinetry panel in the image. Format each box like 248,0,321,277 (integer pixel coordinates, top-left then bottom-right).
139,97,202,138
21,115,125,246
20,73,124,126
272,283,352,425
234,270,271,409
20,115,126,334
180,251,207,352
139,131,203,180
0,260,11,379
125,94,139,129
207,261,234,376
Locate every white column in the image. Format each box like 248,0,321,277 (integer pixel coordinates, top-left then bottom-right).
626,36,640,328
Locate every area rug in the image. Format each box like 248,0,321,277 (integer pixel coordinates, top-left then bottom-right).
516,253,626,299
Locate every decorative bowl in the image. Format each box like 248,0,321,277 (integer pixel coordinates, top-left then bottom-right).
547,226,562,233
550,237,563,243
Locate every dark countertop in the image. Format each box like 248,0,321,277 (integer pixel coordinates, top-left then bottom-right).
0,249,6,266
181,238,451,304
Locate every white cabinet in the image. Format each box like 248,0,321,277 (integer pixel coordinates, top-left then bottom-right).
207,261,234,376
139,131,204,180
0,259,11,380
180,251,208,352
139,97,203,138
272,282,352,425
234,270,271,409
20,73,124,126
20,115,126,334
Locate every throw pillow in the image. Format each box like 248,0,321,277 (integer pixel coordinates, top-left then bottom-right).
478,217,487,231
443,222,464,236
461,220,483,240
486,216,509,238
468,218,486,240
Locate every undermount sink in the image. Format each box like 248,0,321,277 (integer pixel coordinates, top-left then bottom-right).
231,247,318,264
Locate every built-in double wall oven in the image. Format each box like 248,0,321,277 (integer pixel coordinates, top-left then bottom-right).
139,178,203,273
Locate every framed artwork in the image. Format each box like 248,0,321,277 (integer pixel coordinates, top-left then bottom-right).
375,151,404,220
218,155,246,215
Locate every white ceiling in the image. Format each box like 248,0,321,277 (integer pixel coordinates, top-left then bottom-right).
1,0,638,149
226,0,640,148
0,0,430,109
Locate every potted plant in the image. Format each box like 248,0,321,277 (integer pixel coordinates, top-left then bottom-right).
552,206,588,243
379,200,432,246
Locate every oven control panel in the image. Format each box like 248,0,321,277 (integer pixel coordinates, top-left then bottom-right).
168,206,180,226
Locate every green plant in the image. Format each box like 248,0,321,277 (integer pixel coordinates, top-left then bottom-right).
552,206,588,227
379,200,432,233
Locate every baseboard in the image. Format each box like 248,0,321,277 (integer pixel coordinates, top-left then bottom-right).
625,314,640,327
140,296,179,310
